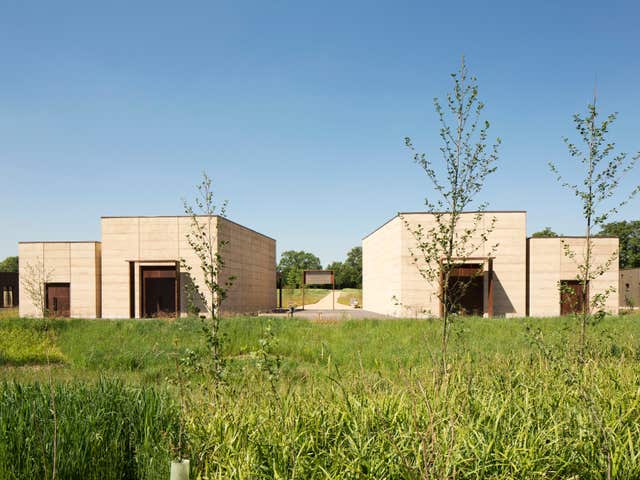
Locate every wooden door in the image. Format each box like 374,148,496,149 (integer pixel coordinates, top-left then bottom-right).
46,283,70,317
560,280,585,315
141,267,177,318
448,275,484,316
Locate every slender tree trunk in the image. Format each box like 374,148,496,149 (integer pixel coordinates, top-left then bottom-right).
580,111,595,363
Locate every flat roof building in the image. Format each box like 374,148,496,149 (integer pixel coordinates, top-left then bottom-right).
363,211,619,317
19,215,275,319
18,242,101,318
527,237,618,316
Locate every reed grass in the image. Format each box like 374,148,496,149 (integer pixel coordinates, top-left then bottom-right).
2,314,640,478
0,379,178,479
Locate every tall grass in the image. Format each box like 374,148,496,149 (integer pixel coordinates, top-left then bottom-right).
2,315,640,477
0,380,178,480
185,352,640,479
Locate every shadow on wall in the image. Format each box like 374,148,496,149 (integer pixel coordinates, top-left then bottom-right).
179,272,208,317
492,273,516,315
392,273,517,318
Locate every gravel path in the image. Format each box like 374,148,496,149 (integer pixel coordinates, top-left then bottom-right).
304,290,352,310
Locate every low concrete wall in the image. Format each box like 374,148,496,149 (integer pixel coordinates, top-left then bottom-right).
528,237,619,316
18,242,101,318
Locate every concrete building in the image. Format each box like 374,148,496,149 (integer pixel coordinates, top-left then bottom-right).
527,237,618,316
18,242,101,318
19,215,275,318
620,268,640,308
363,211,619,317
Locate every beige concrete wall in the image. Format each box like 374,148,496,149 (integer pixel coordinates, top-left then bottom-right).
18,242,101,318
101,217,140,318
95,243,102,317
400,212,526,317
101,216,275,318
69,243,102,318
528,237,619,316
218,217,276,314
18,243,45,317
363,212,527,317
362,216,403,316
620,268,640,308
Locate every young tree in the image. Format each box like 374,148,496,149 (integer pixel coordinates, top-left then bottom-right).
597,220,640,269
531,227,559,238
549,95,639,360
181,172,235,380
403,57,500,373
21,261,53,318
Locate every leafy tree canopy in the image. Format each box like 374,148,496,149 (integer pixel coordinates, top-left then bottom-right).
327,247,362,289
531,227,559,238
345,246,362,273
277,251,322,288
597,220,640,269
0,256,18,273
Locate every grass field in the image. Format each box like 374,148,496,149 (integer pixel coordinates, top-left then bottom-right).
337,288,362,306
0,307,18,320
2,313,640,478
276,288,329,308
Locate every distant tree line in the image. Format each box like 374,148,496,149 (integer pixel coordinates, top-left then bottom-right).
327,247,362,289
277,247,362,289
598,221,640,269
0,256,18,273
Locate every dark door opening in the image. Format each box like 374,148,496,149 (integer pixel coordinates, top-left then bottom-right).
446,263,484,316
560,280,586,315
141,266,177,318
46,283,70,317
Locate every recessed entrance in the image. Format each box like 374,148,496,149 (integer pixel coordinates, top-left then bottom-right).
560,280,586,315
446,264,484,316
440,258,494,317
141,266,177,318
46,283,70,317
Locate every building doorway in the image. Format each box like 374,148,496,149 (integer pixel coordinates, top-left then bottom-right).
446,264,484,316
440,258,494,317
141,266,177,318
560,280,586,315
46,283,70,317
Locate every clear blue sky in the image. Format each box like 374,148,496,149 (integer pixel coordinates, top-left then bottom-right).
1,1,639,266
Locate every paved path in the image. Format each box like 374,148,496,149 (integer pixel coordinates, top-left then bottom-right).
261,308,389,320
261,290,389,320
304,290,352,310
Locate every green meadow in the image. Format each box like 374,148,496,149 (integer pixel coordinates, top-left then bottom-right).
2,314,640,478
